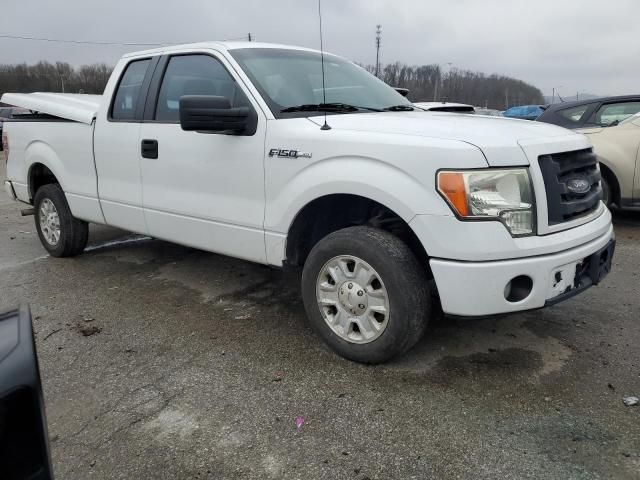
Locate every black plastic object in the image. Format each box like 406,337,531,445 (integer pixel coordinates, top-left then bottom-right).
141,139,158,159
179,95,257,135
0,305,53,480
538,148,602,225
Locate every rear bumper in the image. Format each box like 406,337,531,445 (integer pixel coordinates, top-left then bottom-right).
430,224,615,316
3,180,16,200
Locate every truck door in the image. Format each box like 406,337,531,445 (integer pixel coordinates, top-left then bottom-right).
138,52,267,263
93,56,159,233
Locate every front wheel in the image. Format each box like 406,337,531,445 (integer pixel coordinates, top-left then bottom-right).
301,226,431,364
34,184,88,257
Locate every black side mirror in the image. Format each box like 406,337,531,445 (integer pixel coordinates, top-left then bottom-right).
394,87,410,97
179,95,257,136
0,305,53,480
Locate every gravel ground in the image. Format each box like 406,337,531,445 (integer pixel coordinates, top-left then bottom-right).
1,161,639,479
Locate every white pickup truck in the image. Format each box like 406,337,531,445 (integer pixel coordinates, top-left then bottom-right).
2,42,614,363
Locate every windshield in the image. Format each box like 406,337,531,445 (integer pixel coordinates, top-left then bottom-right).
230,48,411,118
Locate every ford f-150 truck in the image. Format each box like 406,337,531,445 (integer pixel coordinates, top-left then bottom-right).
1,42,614,363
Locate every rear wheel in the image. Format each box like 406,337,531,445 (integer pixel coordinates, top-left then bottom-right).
34,184,88,257
301,226,431,364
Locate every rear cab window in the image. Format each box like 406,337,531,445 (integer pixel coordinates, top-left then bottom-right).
558,104,590,124
111,59,151,121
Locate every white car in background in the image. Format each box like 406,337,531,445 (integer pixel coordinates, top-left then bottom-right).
413,102,475,113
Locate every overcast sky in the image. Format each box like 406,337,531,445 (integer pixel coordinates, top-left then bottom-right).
1,0,638,97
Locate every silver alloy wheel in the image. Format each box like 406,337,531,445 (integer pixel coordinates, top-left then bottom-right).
316,255,390,344
39,198,61,246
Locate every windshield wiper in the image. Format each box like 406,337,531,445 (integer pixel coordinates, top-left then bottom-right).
281,103,382,113
383,105,416,111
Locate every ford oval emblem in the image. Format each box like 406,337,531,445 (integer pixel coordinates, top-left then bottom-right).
567,177,591,194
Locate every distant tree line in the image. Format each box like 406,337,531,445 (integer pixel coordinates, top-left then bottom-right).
361,62,544,110
0,60,544,111
0,62,111,99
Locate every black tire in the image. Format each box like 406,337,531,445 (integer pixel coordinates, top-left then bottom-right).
34,183,88,257
301,226,431,364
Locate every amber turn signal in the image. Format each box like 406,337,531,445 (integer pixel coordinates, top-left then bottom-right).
437,172,469,217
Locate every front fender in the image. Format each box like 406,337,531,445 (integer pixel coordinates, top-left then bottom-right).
265,155,452,234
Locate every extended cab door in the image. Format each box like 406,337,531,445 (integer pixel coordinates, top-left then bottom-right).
93,56,159,233
138,52,267,263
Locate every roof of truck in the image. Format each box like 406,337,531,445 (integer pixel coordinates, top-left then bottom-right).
122,41,322,58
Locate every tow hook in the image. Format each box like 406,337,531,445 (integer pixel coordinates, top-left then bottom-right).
21,208,35,216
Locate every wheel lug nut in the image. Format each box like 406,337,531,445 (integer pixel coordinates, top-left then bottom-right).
348,283,353,289
358,304,365,309
357,290,363,296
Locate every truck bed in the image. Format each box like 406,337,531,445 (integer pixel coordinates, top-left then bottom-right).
2,92,104,224
0,93,101,124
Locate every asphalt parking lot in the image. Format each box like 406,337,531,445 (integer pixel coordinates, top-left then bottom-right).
1,163,639,480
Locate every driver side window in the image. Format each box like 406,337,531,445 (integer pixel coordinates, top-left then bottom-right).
588,101,640,126
155,54,251,122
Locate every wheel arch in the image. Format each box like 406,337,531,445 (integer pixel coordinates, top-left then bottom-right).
284,193,432,280
598,161,621,206
28,162,60,201
25,141,65,201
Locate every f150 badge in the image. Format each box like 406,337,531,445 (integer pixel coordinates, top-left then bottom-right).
268,148,312,159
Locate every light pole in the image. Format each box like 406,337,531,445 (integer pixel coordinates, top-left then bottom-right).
375,25,382,78
551,85,563,105
433,62,452,102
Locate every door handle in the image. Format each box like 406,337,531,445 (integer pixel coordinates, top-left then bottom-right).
141,139,158,159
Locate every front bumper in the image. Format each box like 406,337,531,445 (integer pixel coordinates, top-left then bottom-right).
430,224,615,316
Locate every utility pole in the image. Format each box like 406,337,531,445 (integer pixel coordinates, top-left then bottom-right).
551,85,563,105
433,62,452,101
375,25,382,78
248,33,252,42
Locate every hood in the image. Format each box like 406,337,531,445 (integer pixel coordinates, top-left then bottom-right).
308,111,577,166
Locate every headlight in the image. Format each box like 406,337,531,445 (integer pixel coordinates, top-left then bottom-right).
437,168,535,236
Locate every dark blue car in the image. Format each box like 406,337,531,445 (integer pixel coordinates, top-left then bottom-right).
503,105,546,120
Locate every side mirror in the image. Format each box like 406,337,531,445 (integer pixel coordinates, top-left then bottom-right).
394,87,410,97
179,95,257,136
0,305,53,480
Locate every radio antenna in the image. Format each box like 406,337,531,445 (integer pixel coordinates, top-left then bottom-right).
318,0,331,130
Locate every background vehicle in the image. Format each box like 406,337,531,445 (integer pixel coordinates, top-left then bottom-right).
0,306,53,480
0,107,13,151
0,106,28,151
413,101,475,113
474,108,503,117
1,42,614,363
577,112,640,208
536,95,640,129
503,104,546,120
